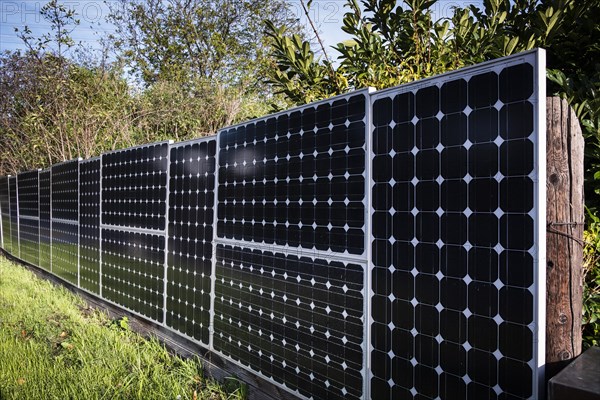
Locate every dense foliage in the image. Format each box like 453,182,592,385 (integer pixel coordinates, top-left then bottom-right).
0,0,301,174
265,0,600,347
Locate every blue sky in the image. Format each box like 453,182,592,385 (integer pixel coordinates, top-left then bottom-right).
0,0,484,58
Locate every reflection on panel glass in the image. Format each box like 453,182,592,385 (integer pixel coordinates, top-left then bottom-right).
166,139,216,344
214,244,365,400
17,171,40,266
0,176,11,253
369,53,540,400
217,93,367,257
79,158,101,294
39,170,51,271
102,228,165,322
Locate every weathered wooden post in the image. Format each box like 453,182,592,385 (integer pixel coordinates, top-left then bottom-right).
545,96,585,379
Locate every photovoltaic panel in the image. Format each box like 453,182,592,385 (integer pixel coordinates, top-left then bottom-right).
101,142,170,322
9,176,19,258
166,138,216,344
216,91,369,258
51,160,79,221
368,50,545,399
51,160,79,285
39,169,51,271
101,142,169,230
17,170,39,217
79,158,101,294
101,228,165,322
0,176,10,253
17,170,40,266
214,244,366,400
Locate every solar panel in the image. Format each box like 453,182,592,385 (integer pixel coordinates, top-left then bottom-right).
101,143,169,230
213,90,370,399
368,50,544,399
9,176,19,258
79,158,101,294
51,160,79,285
101,228,165,321
101,142,169,321
216,91,369,258
17,170,40,266
0,176,10,252
166,138,216,344
214,244,366,400
39,169,51,271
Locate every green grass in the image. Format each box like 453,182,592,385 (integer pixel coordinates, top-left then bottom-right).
0,255,246,400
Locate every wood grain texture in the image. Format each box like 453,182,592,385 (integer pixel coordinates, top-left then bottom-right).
545,96,585,379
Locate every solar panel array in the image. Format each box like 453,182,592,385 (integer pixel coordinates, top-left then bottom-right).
0,50,545,400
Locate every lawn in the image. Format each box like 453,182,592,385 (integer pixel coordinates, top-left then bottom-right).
0,255,245,400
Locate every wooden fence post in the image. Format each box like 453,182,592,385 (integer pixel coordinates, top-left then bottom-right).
545,96,585,379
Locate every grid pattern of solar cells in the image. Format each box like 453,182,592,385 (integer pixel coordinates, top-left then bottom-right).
369,52,542,399
216,92,368,258
101,228,165,322
214,244,365,400
51,160,79,221
17,171,40,266
166,139,216,344
101,143,169,230
213,91,370,400
80,158,101,294
51,160,79,285
0,176,10,253
9,176,19,258
101,143,170,321
17,171,39,217
39,170,51,271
